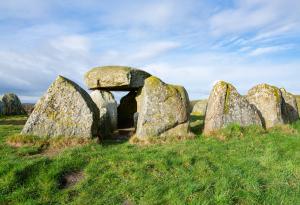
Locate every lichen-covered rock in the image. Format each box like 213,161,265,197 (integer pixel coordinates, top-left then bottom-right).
247,84,284,128
280,88,299,123
84,66,151,91
204,81,262,135
191,100,208,115
118,91,138,128
90,90,118,137
22,76,100,138
135,76,191,139
1,93,26,115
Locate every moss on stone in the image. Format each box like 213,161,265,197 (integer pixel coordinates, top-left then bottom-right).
145,76,163,87
215,81,234,115
224,84,231,114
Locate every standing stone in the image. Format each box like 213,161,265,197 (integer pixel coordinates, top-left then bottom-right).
247,84,284,129
90,90,118,137
204,81,262,135
84,66,151,91
117,91,138,128
22,76,100,138
135,76,191,139
22,103,35,115
1,93,26,115
191,100,208,116
280,88,299,123
0,99,4,115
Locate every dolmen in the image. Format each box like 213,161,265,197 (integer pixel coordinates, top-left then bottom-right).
203,81,299,135
22,66,193,142
0,93,26,116
85,66,192,141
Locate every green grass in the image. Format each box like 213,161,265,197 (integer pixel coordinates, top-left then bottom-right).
0,117,300,204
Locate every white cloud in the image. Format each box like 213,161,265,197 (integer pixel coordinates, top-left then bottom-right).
0,0,299,103
210,0,300,36
49,35,91,53
248,45,291,56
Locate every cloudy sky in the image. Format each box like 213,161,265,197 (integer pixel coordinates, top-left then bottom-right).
0,0,300,102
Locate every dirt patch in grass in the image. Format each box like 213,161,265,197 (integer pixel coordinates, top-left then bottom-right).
59,171,84,189
129,133,195,145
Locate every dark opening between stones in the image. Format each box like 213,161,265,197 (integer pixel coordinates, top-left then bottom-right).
117,91,138,129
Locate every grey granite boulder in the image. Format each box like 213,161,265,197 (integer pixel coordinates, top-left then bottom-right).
22,76,100,138
204,81,262,135
1,93,26,115
135,76,191,139
84,66,151,91
247,84,284,128
90,90,118,137
280,88,299,123
191,100,208,116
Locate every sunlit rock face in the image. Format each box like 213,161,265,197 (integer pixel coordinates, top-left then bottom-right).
247,84,285,129
22,76,100,138
135,76,191,139
204,81,262,135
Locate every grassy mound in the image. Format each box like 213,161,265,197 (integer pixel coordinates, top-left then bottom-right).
0,116,300,204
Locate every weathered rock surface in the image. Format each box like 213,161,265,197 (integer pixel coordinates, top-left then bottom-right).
22,76,100,138
247,84,284,128
84,66,151,91
90,90,117,137
0,93,26,115
191,100,208,115
135,76,191,138
204,81,262,135
118,91,138,128
280,88,299,123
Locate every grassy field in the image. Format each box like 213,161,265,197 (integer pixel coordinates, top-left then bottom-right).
0,116,300,204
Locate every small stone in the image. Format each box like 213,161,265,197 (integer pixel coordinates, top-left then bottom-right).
204,81,262,135
22,76,100,138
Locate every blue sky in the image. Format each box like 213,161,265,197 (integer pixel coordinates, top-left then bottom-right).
0,0,300,102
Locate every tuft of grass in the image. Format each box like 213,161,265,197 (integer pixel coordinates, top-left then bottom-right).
7,134,48,147
6,134,97,155
209,124,267,140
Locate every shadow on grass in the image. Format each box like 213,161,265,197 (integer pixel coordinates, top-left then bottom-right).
0,120,27,125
